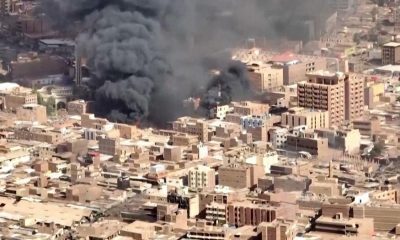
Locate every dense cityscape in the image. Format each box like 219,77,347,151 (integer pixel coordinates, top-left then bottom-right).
0,0,400,239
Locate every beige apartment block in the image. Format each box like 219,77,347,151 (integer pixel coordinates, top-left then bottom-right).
226,201,297,227
231,101,269,116
188,165,215,191
281,107,329,129
16,103,47,123
4,90,37,111
172,117,208,142
247,62,284,92
218,164,264,189
344,73,365,121
298,71,345,127
382,42,400,65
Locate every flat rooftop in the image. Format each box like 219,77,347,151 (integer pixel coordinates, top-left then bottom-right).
383,42,400,47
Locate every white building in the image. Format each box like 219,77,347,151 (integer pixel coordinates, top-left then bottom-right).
210,105,232,120
270,128,289,149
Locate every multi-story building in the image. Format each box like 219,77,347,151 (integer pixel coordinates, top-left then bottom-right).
269,128,289,149
270,52,328,85
353,204,400,232
282,107,329,129
285,131,329,158
188,165,215,191
172,117,208,143
14,127,62,144
163,146,182,161
98,137,120,156
226,201,297,227
16,104,47,123
231,101,269,116
364,81,384,109
247,62,284,92
218,164,264,189
167,191,199,218
258,219,298,240
352,117,381,137
344,74,365,121
3,88,37,112
298,71,345,127
209,105,232,120
205,202,226,225
67,99,87,115
315,128,361,154
382,42,400,65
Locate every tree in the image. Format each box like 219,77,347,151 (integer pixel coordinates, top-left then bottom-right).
46,96,56,116
353,33,362,45
370,141,385,158
371,7,378,18
37,92,45,105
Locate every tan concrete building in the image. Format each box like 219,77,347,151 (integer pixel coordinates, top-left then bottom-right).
270,52,328,85
188,165,215,191
226,201,297,227
281,107,329,129
3,89,37,111
163,146,181,161
382,42,400,65
81,113,108,130
247,62,283,92
98,137,120,156
231,101,269,116
14,127,62,144
352,117,381,137
258,219,298,240
218,164,264,189
344,73,365,121
67,99,87,115
172,117,208,142
246,125,268,142
315,128,361,154
16,103,47,123
298,71,345,127
353,204,400,231
285,131,329,158
364,81,384,109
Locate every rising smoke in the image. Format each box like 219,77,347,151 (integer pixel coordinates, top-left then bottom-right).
42,0,335,125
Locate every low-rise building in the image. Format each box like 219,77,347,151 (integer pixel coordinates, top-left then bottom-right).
285,131,329,158
226,201,297,227
282,107,329,129
16,104,47,123
218,163,265,189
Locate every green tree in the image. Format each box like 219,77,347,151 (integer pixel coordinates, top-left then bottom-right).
46,96,56,116
37,92,45,105
371,7,378,17
353,33,362,45
370,141,385,158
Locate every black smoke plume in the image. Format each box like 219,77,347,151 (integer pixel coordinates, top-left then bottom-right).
201,61,254,110
42,0,335,125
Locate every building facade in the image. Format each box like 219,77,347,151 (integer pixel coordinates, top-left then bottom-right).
344,74,364,121
188,166,216,191
298,71,345,127
282,107,329,129
382,42,400,65
247,62,284,92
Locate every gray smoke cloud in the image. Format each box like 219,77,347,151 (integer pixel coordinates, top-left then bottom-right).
42,0,335,125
